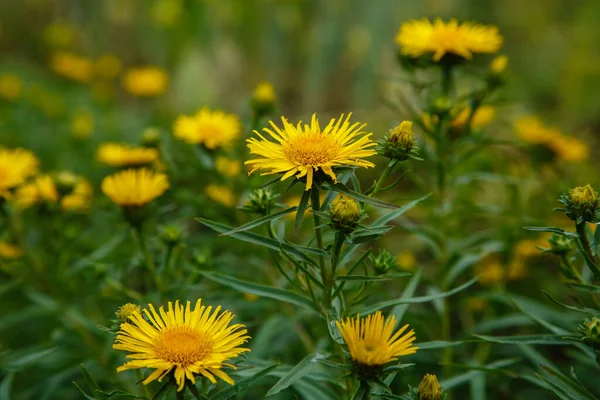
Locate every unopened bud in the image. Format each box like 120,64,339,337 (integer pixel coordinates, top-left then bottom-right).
330,194,360,233
560,184,600,224
580,317,600,350
489,55,508,75
242,188,278,215
116,303,141,323
418,374,443,400
141,128,161,148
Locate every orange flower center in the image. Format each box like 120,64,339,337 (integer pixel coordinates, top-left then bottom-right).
284,133,340,166
154,326,214,365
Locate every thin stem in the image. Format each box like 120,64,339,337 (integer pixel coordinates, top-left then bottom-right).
370,161,396,197
351,380,371,400
134,228,160,291
327,231,345,308
576,222,600,280
310,188,327,299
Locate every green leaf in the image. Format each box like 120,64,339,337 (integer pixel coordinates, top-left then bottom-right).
473,334,569,345
266,353,324,396
565,283,600,293
80,364,101,395
523,226,577,238
370,193,432,226
348,226,394,244
94,390,148,399
319,182,399,209
542,291,596,315
0,373,13,400
445,241,504,285
539,365,597,400
199,271,319,313
220,207,297,236
440,358,519,390
336,273,410,282
72,382,97,400
294,190,311,233
211,364,278,400
382,363,415,373
389,268,422,328
418,340,468,350
354,277,478,315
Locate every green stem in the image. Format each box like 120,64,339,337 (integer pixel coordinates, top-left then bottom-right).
328,231,345,307
576,222,600,280
135,370,152,399
135,228,160,291
310,188,328,308
351,381,371,400
370,161,396,197
441,65,453,97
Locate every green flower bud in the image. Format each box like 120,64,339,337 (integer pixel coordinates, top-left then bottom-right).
559,184,600,224
370,249,397,275
141,127,161,148
418,374,443,400
55,171,78,196
579,317,600,350
547,233,573,256
330,194,360,233
378,120,420,161
242,188,279,215
159,224,182,247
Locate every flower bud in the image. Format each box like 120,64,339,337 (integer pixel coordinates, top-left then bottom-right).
251,82,276,117
55,171,79,196
489,55,508,75
418,374,443,400
390,121,414,151
242,188,278,215
379,121,420,161
559,184,600,224
547,233,573,256
370,249,397,275
159,224,182,247
330,194,360,233
579,317,600,350
116,303,141,323
141,127,161,148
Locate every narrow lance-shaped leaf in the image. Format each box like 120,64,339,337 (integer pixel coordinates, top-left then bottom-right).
319,181,400,209
294,190,311,233
211,364,279,400
220,207,297,236
266,353,325,396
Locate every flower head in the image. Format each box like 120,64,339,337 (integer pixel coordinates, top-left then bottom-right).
0,242,23,259
252,81,276,104
173,108,241,150
476,258,504,285
61,178,93,212
97,143,159,168
380,120,420,161
113,299,250,391
205,184,236,207
0,74,23,101
489,55,508,75
336,311,417,368
330,194,361,233
579,317,600,350
560,184,600,224
396,251,417,272
450,105,495,130
0,148,39,196
396,18,502,62
35,175,59,203
215,157,241,178
50,52,93,83
246,113,376,191
418,374,443,400
122,66,169,97
116,303,141,322
102,168,169,207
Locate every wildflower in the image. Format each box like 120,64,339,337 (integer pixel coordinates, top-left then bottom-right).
173,108,241,150
379,121,420,161
506,261,526,280
113,299,250,391
215,157,241,178
371,249,398,275
35,175,59,203
450,105,495,130
514,116,560,144
115,303,141,323
489,55,508,75
251,81,276,116
336,311,417,379
0,148,39,197
395,18,502,62
96,143,159,168
418,374,443,400
0,242,23,259
71,110,94,140
12,182,39,209
560,184,600,224
159,225,182,247
241,188,279,215
122,66,169,97
246,113,377,191
547,233,573,256
0,74,23,101
61,178,93,212
330,194,361,233
397,251,417,271
50,52,93,83
476,259,504,285
205,184,236,207
101,168,169,207
579,317,600,350
549,135,589,162
141,128,162,148
43,22,77,48
94,54,122,80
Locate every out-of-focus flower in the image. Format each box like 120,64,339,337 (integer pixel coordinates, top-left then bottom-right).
173,108,241,150
12,182,39,209
205,184,236,207
141,128,162,148
489,55,508,75
35,175,59,203
113,299,250,391
150,0,183,28
252,81,276,104
476,258,504,285
215,157,241,178
71,110,94,140
0,148,39,197
0,242,23,259
61,178,93,212
396,18,502,61
396,251,417,271
102,168,169,207
450,105,495,130
96,143,159,168
115,303,141,323
549,136,589,162
246,113,376,191
43,22,77,48
50,52,93,83
94,54,122,80
0,75,23,101
122,66,169,97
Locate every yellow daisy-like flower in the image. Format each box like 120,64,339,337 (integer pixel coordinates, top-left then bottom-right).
0,148,39,197
96,143,159,168
50,52,94,83
0,74,23,101
336,311,417,367
173,108,241,150
0,242,23,259
102,168,169,207
450,105,495,129
122,66,169,97
246,113,377,191
113,299,250,392
396,18,503,61
215,157,241,178
205,184,236,207
61,179,93,212
35,175,59,203
252,81,276,104
549,135,589,162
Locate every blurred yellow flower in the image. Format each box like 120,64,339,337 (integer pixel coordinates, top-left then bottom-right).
396,18,502,61
35,175,59,203
96,143,159,168
61,179,93,212
246,113,376,191
205,184,236,207
173,108,241,149
507,261,526,280
489,55,508,75
71,111,94,139
476,259,504,285
94,54,122,80
0,148,39,197
12,182,39,209
150,0,183,28
549,136,589,162
0,242,23,259
102,168,169,207
116,303,141,321
450,105,495,129
336,311,417,367
253,81,276,104
0,74,23,100
465,297,488,313
43,22,77,48
396,250,417,271
243,293,259,302
113,299,250,391
122,66,169,97
215,157,241,178
50,52,93,83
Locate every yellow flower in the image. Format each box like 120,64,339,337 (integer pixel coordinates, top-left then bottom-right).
0,74,23,100
96,143,159,168
12,182,39,209
336,311,417,367
0,148,39,196
476,259,504,285
116,303,141,322
246,113,377,191
61,179,93,212
390,121,414,150
330,194,360,232
35,175,59,203
50,52,93,83
253,81,276,104
514,116,559,144
418,374,443,400
0,242,23,259
205,184,236,207
150,0,183,28
102,168,169,207
549,136,589,162
113,299,250,391
71,111,94,139
173,108,241,149
450,105,495,129
215,157,241,178
396,251,416,271
396,18,502,61
570,184,598,207
94,54,122,80
489,55,508,75
122,66,169,97
43,22,77,48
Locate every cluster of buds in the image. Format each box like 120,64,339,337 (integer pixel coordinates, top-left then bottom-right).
559,184,600,224
370,249,398,275
378,121,421,161
329,194,362,233
241,188,279,215
408,374,446,400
